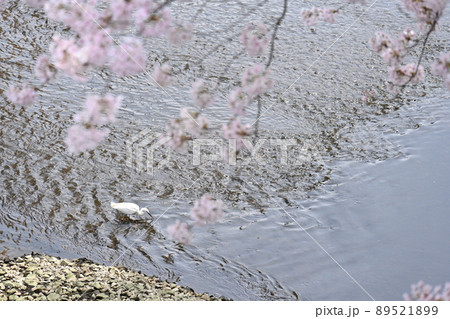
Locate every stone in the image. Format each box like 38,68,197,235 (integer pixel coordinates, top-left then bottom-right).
23,275,39,287
95,293,109,300
47,293,60,301
60,260,69,266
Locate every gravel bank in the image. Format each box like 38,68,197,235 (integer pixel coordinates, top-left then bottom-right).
0,254,229,301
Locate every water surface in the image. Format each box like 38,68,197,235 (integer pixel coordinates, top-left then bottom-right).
0,0,449,300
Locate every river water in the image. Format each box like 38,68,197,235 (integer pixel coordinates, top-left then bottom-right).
0,0,449,300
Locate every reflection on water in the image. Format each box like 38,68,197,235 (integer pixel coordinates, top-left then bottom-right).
0,1,449,300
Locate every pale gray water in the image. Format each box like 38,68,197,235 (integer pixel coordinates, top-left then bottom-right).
0,0,449,300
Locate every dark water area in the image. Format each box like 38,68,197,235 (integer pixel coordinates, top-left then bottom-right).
0,1,449,300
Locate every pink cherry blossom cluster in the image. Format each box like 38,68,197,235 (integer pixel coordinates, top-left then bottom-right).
301,8,339,26
190,193,224,226
403,281,450,301
241,63,274,98
109,37,146,77
300,1,367,26
136,5,171,37
402,0,447,26
152,63,174,87
65,125,109,154
5,85,36,106
49,35,91,81
9,0,194,97
220,64,270,160
190,79,216,108
66,95,122,153
241,23,269,57
370,29,425,88
431,52,450,89
167,194,224,244
163,108,209,151
227,88,250,116
35,55,57,83
222,118,251,151
388,63,425,86
167,220,192,245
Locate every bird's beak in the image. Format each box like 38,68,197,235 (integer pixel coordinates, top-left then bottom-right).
147,211,154,220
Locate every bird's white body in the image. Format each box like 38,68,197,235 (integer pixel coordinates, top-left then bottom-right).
111,202,151,218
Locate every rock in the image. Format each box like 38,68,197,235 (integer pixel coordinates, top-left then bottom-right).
201,294,210,301
60,259,69,266
95,293,109,300
65,272,77,282
25,264,39,272
47,293,60,301
92,282,103,290
23,275,39,287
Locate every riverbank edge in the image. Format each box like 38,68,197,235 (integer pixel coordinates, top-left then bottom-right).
0,253,230,301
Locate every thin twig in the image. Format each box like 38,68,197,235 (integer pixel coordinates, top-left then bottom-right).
398,19,437,92
254,96,262,139
254,0,288,139
266,0,288,68
153,0,176,13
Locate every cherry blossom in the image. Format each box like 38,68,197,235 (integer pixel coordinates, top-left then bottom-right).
163,108,209,151
166,22,193,46
74,95,122,126
228,88,250,116
109,37,146,76
35,55,57,83
5,85,36,106
402,0,447,25
110,0,136,23
301,8,320,26
44,0,98,34
164,118,187,151
241,64,273,98
63,1,99,34
167,220,192,244
222,118,251,151
49,35,89,81
190,79,216,108
65,125,109,154
190,194,224,226
370,28,415,66
241,23,269,56
397,28,416,45
320,9,339,23
152,63,174,87
301,7,339,26
44,0,73,23
78,30,112,67
136,6,171,37
404,281,450,301
369,31,394,54
180,108,209,136
388,63,424,86
431,52,450,89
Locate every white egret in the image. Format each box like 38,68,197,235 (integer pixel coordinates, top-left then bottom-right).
111,202,153,219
